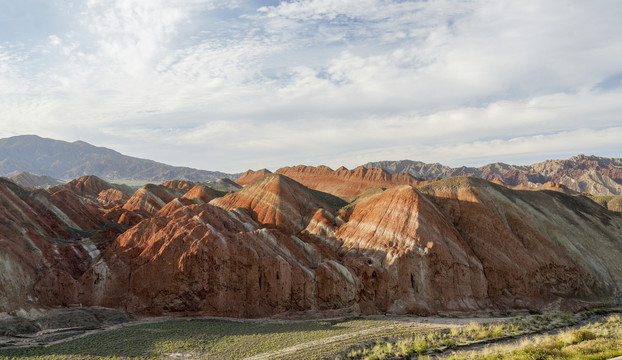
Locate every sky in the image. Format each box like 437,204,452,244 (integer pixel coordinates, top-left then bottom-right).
1,0,621,173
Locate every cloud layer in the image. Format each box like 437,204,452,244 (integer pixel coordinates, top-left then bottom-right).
1,0,621,172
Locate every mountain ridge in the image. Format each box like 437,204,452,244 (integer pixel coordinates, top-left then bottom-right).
364,155,622,195
0,135,239,184
0,170,621,317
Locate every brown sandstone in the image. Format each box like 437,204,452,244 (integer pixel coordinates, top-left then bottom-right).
235,169,273,186
274,165,424,197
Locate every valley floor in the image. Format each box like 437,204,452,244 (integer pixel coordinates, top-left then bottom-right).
0,309,620,359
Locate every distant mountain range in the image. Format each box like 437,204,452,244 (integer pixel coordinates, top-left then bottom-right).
364,155,622,195
0,135,238,184
2,134,620,196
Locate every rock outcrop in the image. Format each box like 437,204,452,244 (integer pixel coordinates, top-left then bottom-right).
97,188,129,208
7,171,62,189
122,184,184,218
182,184,224,203
75,174,622,317
81,203,321,316
64,175,118,199
418,177,622,310
336,185,489,313
1,169,622,319
235,169,273,186
212,174,347,234
161,180,196,191
63,175,132,208
0,179,117,312
205,178,243,192
274,165,423,197
558,170,622,196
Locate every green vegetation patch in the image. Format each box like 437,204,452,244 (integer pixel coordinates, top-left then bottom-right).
340,312,583,360
590,195,622,212
0,317,414,360
445,313,622,360
3,312,620,360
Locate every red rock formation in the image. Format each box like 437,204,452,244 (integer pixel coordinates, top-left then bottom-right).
336,185,489,313
39,187,105,231
274,165,423,197
97,188,129,208
64,175,115,199
103,206,144,227
80,203,323,316
136,184,225,220
155,197,198,217
161,179,196,191
182,184,224,203
0,179,115,312
63,175,131,208
212,174,346,234
3,170,622,319
235,169,272,186
122,184,184,217
418,177,621,310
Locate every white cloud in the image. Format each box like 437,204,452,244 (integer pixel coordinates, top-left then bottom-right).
1,0,622,173
48,35,61,46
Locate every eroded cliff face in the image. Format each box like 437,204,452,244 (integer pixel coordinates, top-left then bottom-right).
273,165,423,198
81,204,321,316
1,172,622,318
235,169,272,186
212,174,346,234
335,185,490,314
0,179,119,313
418,178,622,310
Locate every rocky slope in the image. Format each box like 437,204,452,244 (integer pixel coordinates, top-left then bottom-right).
1,170,621,319
365,155,622,195
121,184,184,218
417,178,622,310
213,174,347,234
270,165,423,198
0,135,237,183
204,178,242,192
0,178,121,313
7,172,62,189
591,195,622,212
76,174,622,316
235,169,273,186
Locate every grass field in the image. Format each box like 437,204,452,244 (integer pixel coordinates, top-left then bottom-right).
442,313,622,360
0,311,619,360
0,316,435,359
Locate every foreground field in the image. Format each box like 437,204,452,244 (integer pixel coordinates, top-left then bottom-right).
0,315,443,359
440,313,622,360
0,310,620,359
344,311,622,360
